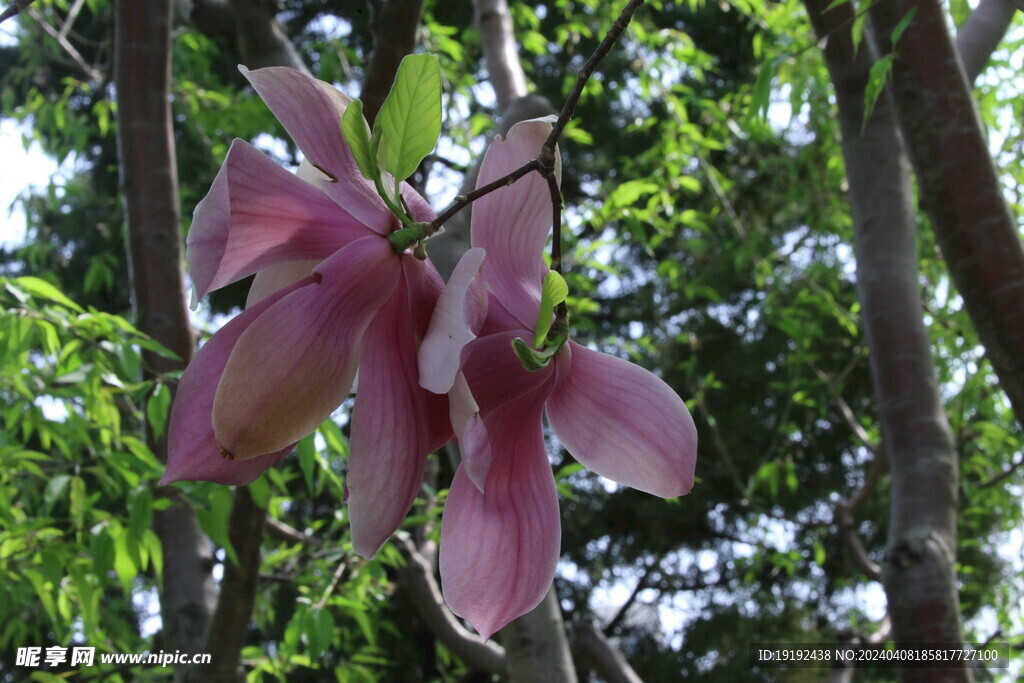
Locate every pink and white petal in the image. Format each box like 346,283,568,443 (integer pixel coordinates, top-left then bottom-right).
471,118,559,329
462,330,554,416
162,277,314,485
212,236,399,459
439,383,560,640
240,66,391,232
448,371,492,492
418,248,487,394
187,139,364,298
546,342,697,498
347,269,452,558
246,259,321,307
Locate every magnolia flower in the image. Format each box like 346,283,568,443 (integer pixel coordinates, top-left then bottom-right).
419,119,698,639
163,66,450,557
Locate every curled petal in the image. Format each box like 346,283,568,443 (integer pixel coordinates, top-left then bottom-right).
471,118,560,328
461,330,555,416
449,371,491,492
240,66,392,233
187,139,365,298
440,381,560,640
212,236,399,459
546,342,697,498
162,278,314,485
418,247,488,394
347,267,451,558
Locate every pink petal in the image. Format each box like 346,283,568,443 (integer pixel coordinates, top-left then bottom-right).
448,371,492,492
471,118,560,329
440,381,560,640
212,236,399,459
400,255,454,455
187,139,368,298
418,247,488,394
546,342,697,498
401,182,436,223
347,266,451,558
240,66,392,233
162,278,314,485
461,330,555,415
246,259,321,307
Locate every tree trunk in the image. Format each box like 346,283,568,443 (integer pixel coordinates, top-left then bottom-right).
114,0,216,666
502,587,578,683
804,2,970,681
360,0,426,126
955,0,1015,85
869,0,1024,431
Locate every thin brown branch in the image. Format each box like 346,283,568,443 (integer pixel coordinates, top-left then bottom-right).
265,516,323,546
834,500,882,582
603,554,664,636
545,0,643,147
0,0,35,25
429,158,540,230
58,0,84,40
428,0,646,238
312,557,350,610
29,6,101,81
976,452,1024,489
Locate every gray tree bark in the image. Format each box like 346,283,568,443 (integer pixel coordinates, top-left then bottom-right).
869,0,1024,432
114,0,217,670
956,0,1016,85
805,1,970,680
502,587,578,683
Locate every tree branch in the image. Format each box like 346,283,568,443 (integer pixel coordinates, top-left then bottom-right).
115,0,216,660
573,622,643,683
806,1,969,675
203,487,267,682
474,0,528,111
28,6,102,82
956,0,1016,86
393,534,508,677
870,0,1024,433
0,0,34,25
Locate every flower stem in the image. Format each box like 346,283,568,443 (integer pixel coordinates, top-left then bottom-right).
428,0,646,237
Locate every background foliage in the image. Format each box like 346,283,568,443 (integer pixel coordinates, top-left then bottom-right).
0,0,1021,680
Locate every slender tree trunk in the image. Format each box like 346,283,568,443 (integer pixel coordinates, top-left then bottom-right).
360,0,426,126
114,0,216,666
804,2,970,681
201,488,265,682
955,0,1015,85
869,0,1024,431
502,587,578,683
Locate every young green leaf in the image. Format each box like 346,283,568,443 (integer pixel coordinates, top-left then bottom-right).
512,336,564,372
534,271,569,346
371,53,442,182
851,12,866,56
146,382,171,441
889,7,918,46
862,54,894,133
340,99,378,182
748,57,777,122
